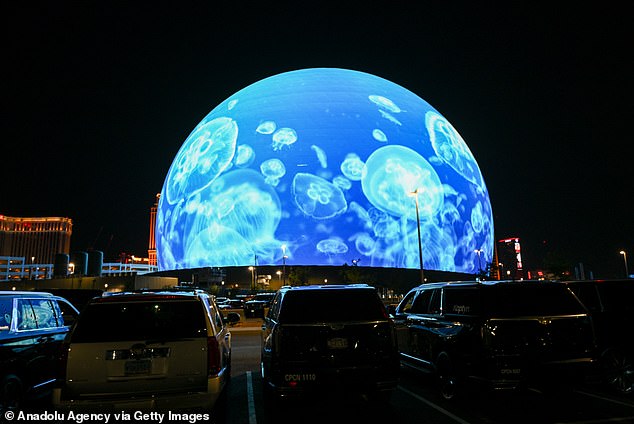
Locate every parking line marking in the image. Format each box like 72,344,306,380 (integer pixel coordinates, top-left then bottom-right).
554,417,634,424
246,371,257,424
398,386,472,424
574,389,634,408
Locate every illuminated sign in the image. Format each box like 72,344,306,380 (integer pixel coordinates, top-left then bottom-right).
157,68,494,273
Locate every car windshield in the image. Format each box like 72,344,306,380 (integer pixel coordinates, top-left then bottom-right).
278,289,387,324
481,284,585,317
70,299,207,342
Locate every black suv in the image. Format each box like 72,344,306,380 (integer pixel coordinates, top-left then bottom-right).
1,291,79,412
260,284,399,402
562,279,634,395
244,293,276,318
393,280,596,399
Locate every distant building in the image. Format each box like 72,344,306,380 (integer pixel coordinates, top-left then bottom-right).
0,215,72,265
1,253,157,282
148,193,159,266
497,237,524,280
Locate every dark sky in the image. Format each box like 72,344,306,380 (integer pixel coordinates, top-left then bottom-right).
3,3,632,278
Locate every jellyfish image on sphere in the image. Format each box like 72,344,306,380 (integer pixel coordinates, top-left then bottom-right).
157,68,494,273
260,159,286,186
292,173,347,220
164,117,238,205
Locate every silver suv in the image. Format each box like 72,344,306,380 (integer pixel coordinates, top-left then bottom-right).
52,289,239,412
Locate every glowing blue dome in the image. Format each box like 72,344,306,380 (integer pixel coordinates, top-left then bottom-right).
157,68,494,273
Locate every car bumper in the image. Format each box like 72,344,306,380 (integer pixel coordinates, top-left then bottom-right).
52,374,225,411
266,363,399,397
470,356,596,390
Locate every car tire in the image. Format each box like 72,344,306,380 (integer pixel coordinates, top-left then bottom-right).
601,347,634,395
436,353,460,401
0,374,23,412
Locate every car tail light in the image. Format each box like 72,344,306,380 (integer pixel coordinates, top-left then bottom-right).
207,336,221,376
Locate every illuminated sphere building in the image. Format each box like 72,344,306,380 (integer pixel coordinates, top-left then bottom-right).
157,68,494,274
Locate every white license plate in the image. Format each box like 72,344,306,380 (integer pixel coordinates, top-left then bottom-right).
327,337,348,349
125,359,151,375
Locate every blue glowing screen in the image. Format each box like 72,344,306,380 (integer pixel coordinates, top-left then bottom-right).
157,68,494,273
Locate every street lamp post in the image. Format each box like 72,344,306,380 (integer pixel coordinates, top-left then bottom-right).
474,249,482,276
620,250,629,279
281,244,288,285
408,189,425,285
248,266,255,291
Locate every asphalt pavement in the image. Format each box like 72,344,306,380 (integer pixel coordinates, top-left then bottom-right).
228,317,264,332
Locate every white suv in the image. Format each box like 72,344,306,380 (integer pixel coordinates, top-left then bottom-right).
52,289,239,412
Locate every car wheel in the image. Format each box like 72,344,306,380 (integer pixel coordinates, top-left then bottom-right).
601,348,634,395
0,375,23,412
436,353,459,401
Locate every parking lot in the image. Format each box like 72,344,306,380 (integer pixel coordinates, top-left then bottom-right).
223,327,634,424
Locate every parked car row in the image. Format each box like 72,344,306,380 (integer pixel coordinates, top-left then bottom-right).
2,278,631,414
215,293,276,318
259,279,634,404
1,288,240,415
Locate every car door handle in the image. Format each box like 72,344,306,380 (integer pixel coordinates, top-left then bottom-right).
37,335,51,343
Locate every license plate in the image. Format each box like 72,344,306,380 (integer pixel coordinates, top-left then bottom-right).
500,368,521,375
284,373,317,382
327,337,348,349
125,359,151,375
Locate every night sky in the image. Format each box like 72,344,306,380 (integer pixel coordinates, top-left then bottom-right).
3,3,632,278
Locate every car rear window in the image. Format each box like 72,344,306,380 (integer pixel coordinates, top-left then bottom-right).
278,289,387,324
70,299,207,342
482,284,585,317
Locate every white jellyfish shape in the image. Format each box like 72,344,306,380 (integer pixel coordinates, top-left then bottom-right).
361,145,444,221
426,111,483,186
379,110,402,126
256,121,276,135
369,95,402,113
292,173,348,220
271,127,297,151
471,201,485,233
164,117,238,205
332,175,352,191
340,153,365,181
207,169,282,245
186,223,255,267
349,232,376,256
260,159,286,186
311,144,328,168
316,238,349,263
372,129,388,142
234,144,255,167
